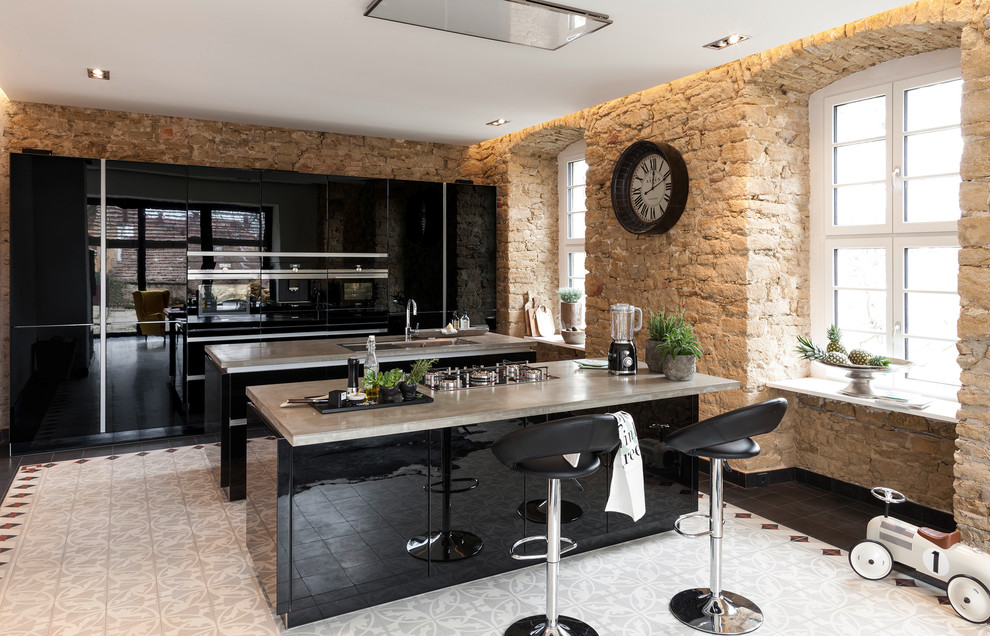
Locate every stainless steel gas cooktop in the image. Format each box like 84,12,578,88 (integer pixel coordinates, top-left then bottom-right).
421,361,554,391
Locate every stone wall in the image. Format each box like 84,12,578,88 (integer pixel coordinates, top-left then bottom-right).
955,6,990,547
0,89,10,447
775,391,957,512
477,1,985,540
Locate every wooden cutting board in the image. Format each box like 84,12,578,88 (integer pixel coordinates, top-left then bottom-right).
526,294,539,337
535,304,555,337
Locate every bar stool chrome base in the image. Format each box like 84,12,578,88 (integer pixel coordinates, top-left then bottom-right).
406,530,483,562
517,499,583,524
504,614,598,636
670,588,764,635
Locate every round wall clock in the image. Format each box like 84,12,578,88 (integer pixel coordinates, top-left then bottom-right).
610,140,689,234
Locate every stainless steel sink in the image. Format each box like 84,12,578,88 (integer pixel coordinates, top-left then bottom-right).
341,343,402,352
414,338,476,348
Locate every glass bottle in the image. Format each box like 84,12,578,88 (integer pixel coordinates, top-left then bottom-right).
460,312,470,330
364,335,379,400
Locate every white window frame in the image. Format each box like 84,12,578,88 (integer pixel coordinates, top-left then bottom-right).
558,139,587,291
809,49,961,399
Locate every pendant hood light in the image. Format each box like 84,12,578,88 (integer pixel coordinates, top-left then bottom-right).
365,0,611,51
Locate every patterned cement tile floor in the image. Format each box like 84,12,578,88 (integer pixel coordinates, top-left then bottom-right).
0,439,983,635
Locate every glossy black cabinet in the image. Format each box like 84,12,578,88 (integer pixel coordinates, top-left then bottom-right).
9,153,496,453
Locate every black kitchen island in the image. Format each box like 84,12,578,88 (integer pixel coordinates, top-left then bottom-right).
244,360,738,628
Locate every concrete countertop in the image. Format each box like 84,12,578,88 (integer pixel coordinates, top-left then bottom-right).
206,331,533,373
246,360,740,447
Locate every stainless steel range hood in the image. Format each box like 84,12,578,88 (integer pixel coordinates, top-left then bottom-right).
364,0,611,51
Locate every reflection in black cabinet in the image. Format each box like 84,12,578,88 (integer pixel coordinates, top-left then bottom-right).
388,180,445,326
449,183,497,327
10,154,96,329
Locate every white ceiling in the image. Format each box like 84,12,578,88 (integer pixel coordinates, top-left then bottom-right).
0,0,910,145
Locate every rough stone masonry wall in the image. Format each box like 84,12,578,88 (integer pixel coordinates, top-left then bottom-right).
475,0,988,542
0,101,482,442
777,392,957,512
955,2,990,548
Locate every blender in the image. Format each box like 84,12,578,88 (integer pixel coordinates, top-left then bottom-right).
608,303,642,375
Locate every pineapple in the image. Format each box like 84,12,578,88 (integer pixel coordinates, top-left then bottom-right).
796,335,826,361
826,324,847,355
868,354,890,368
826,351,851,365
797,335,850,366
847,348,872,365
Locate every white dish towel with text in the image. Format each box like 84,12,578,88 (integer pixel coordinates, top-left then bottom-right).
605,411,645,522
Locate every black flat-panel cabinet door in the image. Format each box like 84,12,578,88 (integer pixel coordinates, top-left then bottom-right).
388,180,444,328
104,160,189,330
10,154,97,328
447,183,496,329
186,166,263,320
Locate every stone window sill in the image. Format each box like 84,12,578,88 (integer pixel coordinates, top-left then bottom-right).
767,377,959,424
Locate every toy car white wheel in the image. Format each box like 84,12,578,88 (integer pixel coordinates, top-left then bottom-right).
849,540,893,580
947,575,990,623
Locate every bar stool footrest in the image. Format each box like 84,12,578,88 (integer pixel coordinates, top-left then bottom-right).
504,614,599,636
673,511,713,538
508,535,577,561
427,477,479,494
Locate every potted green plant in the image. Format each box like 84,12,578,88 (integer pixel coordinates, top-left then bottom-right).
557,287,584,334
378,368,406,403
655,322,704,381
646,308,685,373
400,358,437,400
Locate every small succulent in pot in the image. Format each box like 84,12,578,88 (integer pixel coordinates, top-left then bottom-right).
557,287,583,304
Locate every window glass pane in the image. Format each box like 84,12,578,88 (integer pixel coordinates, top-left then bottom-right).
568,251,586,280
835,141,885,184
905,128,962,177
568,160,587,187
834,96,886,143
906,292,959,337
568,212,585,239
904,337,960,386
838,330,887,354
834,247,886,288
834,289,886,332
905,246,959,292
834,183,885,226
568,185,586,213
904,176,961,224
905,79,962,132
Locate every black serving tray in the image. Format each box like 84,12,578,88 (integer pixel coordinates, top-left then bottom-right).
309,393,434,414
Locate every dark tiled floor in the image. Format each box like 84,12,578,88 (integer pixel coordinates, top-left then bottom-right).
718,480,881,550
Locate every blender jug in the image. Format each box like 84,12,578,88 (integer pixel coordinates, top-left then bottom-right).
610,303,642,342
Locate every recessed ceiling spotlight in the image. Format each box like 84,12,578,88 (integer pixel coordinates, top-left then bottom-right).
703,33,750,50
87,68,110,80
487,118,510,127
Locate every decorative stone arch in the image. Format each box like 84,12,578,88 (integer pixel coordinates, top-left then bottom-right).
480,120,586,336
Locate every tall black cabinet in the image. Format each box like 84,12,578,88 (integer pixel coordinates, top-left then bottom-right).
8,154,496,454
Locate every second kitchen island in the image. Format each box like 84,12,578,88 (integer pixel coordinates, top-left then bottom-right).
245,360,739,628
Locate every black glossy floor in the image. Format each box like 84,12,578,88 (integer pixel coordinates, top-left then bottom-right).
718,480,879,551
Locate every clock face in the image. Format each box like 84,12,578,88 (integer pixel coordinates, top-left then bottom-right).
630,153,673,222
610,140,688,234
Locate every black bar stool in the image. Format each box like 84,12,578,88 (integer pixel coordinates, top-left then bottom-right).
407,427,483,561
664,398,788,635
493,414,620,636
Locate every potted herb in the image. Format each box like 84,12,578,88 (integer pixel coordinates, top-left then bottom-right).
646,308,685,373
557,287,584,332
656,322,704,381
400,358,437,400
364,368,406,403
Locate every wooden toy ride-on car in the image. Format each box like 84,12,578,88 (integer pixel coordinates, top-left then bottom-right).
849,486,990,624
